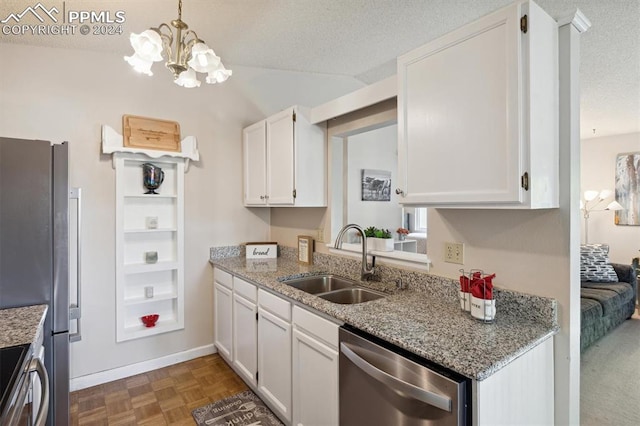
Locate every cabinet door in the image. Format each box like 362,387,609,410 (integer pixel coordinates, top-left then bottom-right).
397,3,523,205
213,282,233,361
292,328,339,426
258,307,292,421
232,293,257,387
243,120,267,206
266,108,295,205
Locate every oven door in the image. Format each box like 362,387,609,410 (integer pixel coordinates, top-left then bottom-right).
1,356,49,426
339,326,469,426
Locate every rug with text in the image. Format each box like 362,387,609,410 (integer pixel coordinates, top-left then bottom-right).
191,390,283,426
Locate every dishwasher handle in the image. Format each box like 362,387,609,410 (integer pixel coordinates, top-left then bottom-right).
29,357,49,426
340,342,452,413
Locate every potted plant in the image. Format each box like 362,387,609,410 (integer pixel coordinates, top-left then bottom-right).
396,227,409,241
372,228,393,252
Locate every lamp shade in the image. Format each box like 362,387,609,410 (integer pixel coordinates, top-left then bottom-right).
124,54,154,76
187,43,221,73
584,190,599,201
606,200,624,211
130,30,163,62
206,64,233,84
174,68,201,88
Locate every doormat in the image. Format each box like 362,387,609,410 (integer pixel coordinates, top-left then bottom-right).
191,390,284,426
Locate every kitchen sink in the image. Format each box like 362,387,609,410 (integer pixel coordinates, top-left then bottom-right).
317,287,386,304
282,274,357,294
282,274,387,304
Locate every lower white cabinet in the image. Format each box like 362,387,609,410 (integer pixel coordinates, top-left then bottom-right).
213,269,233,362
257,289,292,422
292,306,339,426
212,269,341,425
232,278,258,387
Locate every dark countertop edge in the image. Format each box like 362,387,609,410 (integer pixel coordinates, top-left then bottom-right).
210,258,559,380
0,304,48,349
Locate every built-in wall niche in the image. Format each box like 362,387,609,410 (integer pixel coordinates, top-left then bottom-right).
113,153,186,341
329,106,428,264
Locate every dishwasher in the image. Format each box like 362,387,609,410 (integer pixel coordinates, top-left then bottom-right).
339,325,470,425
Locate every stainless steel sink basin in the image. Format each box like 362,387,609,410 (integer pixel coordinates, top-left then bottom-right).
283,274,357,294
317,287,386,304
282,274,387,304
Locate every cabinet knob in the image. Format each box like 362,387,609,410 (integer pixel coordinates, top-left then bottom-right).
260,195,265,200
395,188,405,196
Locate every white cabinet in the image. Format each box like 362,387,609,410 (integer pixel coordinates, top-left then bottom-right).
257,289,292,422
232,277,258,387
213,268,233,362
243,106,327,207
114,154,184,341
292,306,339,426
397,1,558,208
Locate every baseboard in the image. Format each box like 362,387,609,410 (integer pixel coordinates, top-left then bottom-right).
70,344,217,391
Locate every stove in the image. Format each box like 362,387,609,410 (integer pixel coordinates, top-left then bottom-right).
0,344,32,425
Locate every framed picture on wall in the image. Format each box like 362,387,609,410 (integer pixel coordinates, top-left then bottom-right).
361,169,391,201
614,152,640,226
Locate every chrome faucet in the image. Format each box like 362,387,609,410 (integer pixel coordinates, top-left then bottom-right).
334,223,376,280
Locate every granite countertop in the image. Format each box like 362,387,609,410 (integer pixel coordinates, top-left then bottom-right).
211,254,558,381
0,305,48,349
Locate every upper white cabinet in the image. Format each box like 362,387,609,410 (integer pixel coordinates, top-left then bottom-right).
243,106,327,207
397,0,558,208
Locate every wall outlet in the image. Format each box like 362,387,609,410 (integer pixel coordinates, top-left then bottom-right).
316,228,324,243
444,242,464,264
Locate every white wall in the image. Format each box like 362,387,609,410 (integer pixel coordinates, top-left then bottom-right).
346,125,400,232
0,42,361,380
581,132,640,263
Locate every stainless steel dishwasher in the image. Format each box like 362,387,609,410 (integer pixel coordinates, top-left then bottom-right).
339,326,470,425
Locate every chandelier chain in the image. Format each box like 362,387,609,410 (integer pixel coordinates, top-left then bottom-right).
178,0,183,20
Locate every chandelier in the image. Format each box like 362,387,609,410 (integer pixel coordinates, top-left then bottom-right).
124,0,232,88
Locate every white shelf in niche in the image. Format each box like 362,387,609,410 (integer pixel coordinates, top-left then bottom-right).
124,228,177,234
125,194,177,199
124,292,178,306
123,318,180,339
124,261,178,274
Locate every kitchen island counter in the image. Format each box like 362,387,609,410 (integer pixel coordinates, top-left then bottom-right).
0,305,47,349
211,251,557,381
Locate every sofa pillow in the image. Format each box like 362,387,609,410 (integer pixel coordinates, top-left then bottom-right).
580,244,618,282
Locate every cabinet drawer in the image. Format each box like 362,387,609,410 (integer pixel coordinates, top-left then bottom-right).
234,277,257,302
293,306,339,349
214,268,232,289
258,289,291,321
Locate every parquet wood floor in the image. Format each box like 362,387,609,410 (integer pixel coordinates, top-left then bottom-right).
70,354,248,425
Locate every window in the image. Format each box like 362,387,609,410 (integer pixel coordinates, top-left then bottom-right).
415,208,427,232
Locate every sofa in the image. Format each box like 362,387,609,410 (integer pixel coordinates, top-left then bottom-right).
580,262,637,352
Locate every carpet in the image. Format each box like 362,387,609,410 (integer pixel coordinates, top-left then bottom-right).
192,390,284,426
581,312,640,426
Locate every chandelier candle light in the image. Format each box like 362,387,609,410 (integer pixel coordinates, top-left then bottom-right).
581,189,623,244
124,0,232,88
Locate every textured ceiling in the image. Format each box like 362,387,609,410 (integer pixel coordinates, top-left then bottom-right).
1,0,638,139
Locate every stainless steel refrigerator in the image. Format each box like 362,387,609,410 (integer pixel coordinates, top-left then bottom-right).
0,137,74,425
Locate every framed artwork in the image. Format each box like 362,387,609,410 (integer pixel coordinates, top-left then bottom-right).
614,152,640,226
361,169,391,201
297,235,314,265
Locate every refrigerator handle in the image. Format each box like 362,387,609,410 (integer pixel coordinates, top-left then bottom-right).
69,187,82,342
